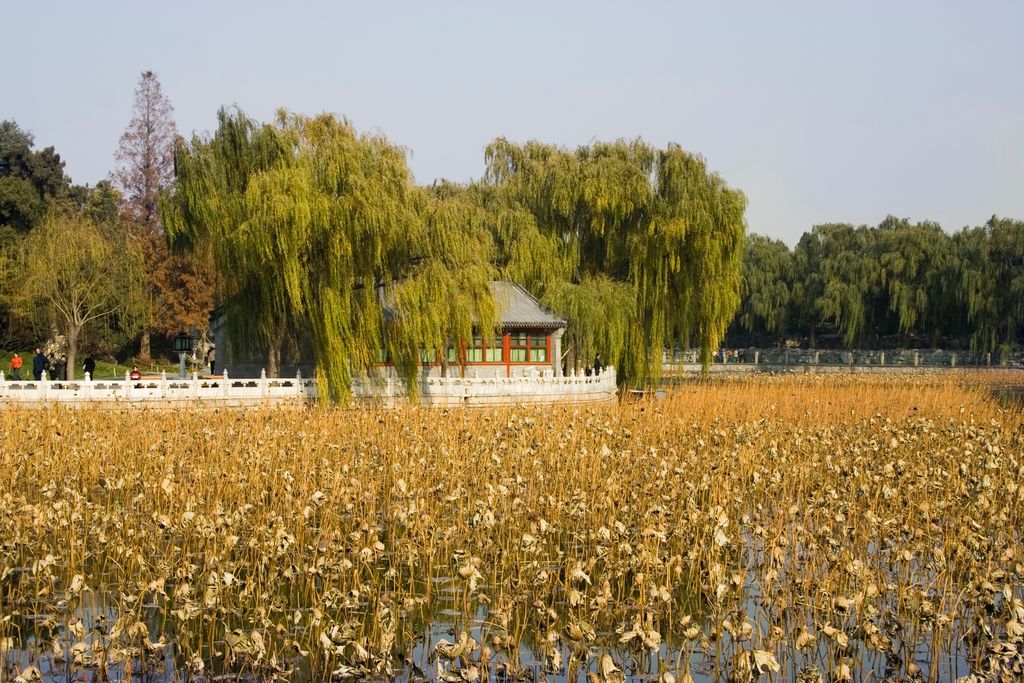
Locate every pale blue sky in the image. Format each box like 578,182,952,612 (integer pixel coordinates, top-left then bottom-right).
3,1,1022,244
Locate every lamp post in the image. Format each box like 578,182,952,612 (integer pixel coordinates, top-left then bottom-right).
174,333,194,379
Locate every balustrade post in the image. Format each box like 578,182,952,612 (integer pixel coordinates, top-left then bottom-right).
191,371,199,399
260,368,268,398
880,352,885,366
160,370,168,398
986,352,991,367
222,369,229,397
754,350,760,365
914,351,920,366
123,371,130,399
951,353,956,367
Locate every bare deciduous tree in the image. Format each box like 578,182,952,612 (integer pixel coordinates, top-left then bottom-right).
114,71,177,232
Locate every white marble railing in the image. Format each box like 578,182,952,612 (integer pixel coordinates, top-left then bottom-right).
0,367,617,407
0,370,315,406
353,367,618,406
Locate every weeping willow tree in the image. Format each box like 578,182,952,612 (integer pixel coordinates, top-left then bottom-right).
480,138,746,385
875,216,955,344
957,217,1024,356
160,108,291,374
737,234,794,344
162,108,495,402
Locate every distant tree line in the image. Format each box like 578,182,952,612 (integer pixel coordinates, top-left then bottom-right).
729,217,1024,357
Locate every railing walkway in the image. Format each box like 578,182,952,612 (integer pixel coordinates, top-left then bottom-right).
663,348,1024,373
0,367,618,407
0,370,314,407
354,367,617,406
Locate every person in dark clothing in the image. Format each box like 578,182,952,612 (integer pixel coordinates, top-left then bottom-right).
593,353,604,375
32,347,48,381
83,356,96,379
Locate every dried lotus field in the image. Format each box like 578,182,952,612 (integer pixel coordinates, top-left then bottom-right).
1,374,1023,683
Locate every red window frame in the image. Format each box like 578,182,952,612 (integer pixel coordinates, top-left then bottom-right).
508,332,548,363
418,331,550,370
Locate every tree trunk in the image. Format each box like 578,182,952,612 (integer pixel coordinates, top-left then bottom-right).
808,322,816,349
139,330,151,363
66,326,80,381
268,344,280,378
267,316,285,377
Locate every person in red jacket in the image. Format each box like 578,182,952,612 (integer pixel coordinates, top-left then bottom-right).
8,352,23,380
129,366,142,380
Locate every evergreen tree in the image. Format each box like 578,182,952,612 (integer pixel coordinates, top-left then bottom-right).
0,120,71,232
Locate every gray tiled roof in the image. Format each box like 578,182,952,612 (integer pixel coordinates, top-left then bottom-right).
491,281,566,329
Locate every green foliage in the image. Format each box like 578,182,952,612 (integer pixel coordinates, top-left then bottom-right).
17,211,146,378
0,121,72,232
956,217,1024,355
482,139,746,383
737,235,793,342
164,109,496,402
541,275,635,373
0,127,123,350
161,107,293,369
744,215,1021,352
83,180,123,226
167,118,748,393
875,217,957,341
815,225,883,348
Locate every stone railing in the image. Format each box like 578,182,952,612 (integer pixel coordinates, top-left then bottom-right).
663,348,1024,373
353,367,618,406
0,370,315,407
0,367,618,407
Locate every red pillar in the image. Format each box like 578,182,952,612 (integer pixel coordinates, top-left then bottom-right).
504,332,511,377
